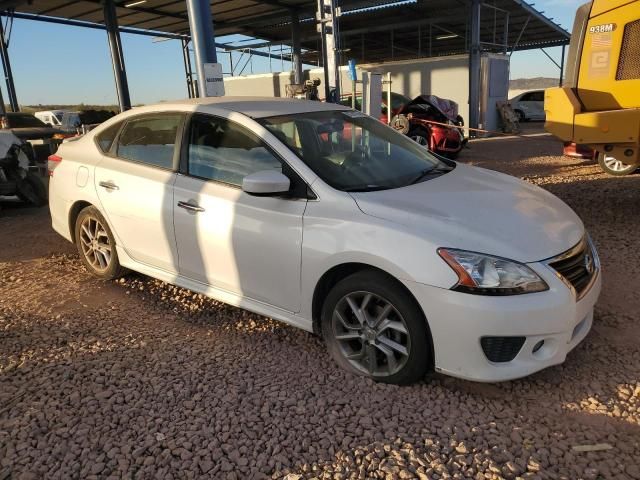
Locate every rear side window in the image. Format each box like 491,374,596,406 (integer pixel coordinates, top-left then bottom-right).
96,121,123,153
116,114,182,169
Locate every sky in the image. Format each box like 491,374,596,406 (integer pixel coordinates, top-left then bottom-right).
5,0,585,106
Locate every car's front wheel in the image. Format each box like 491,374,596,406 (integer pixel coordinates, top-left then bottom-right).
598,152,637,176
75,206,127,280
321,270,432,384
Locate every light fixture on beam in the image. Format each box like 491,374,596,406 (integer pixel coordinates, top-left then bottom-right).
436,33,458,40
124,0,147,7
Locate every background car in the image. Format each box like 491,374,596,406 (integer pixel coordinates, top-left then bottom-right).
34,110,67,127
59,109,116,137
509,90,545,122
2,112,60,141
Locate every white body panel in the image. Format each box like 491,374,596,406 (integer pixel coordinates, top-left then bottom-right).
510,90,546,121
173,174,306,312
94,156,178,274
48,97,600,382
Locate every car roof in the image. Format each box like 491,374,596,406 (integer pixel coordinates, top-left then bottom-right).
132,97,351,119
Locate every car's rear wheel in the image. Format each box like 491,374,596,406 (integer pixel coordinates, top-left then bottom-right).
598,152,637,176
75,206,127,280
321,270,432,384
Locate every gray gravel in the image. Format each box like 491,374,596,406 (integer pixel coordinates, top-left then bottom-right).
1,129,640,479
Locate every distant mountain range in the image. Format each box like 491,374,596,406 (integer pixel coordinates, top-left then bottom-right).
509,77,560,90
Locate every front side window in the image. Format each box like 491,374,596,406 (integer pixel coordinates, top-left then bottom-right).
259,110,451,192
187,115,282,186
116,114,182,169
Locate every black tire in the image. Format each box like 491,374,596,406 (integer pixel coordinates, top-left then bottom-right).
321,270,432,385
598,152,637,176
514,109,526,122
16,173,47,207
74,206,127,280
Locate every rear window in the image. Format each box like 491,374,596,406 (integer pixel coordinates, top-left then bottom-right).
96,121,123,153
115,114,183,169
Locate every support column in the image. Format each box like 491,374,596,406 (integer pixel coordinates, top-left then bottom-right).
468,0,481,133
186,0,218,98
181,38,195,98
103,0,131,112
0,16,18,112
559,43,566,87
317,0,340,102
291,10,303,85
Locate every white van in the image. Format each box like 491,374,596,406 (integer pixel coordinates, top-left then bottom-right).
34,110,66,127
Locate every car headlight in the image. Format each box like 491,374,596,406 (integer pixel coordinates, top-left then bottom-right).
437,248,548,295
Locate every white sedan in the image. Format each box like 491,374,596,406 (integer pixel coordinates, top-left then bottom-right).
48,97,600,384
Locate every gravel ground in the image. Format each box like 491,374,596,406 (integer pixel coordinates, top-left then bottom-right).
1,129,640,480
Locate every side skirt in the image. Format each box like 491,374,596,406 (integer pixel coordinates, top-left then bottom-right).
116,246,314,333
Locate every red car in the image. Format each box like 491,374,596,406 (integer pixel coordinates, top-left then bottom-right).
341,92,466,158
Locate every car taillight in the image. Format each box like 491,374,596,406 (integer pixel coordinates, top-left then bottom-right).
47,154,62,176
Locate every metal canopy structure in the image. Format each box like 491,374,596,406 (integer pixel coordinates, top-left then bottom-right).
10,0,569,63
0,0,569,128
254,0,570,64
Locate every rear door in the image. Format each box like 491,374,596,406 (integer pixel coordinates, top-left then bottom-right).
94,112,184,274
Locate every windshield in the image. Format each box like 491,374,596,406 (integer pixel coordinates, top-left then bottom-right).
259,110,452,192
53,112,64,122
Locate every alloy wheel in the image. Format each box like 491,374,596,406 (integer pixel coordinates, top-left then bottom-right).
79,215,112,272
332,291,410,377
603,154,634,173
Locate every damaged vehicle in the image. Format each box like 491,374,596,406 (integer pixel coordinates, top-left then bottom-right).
341,92,466,158
389,94,466,159
0,131,48,206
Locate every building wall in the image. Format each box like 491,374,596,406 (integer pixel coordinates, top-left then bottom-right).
223,55,472,123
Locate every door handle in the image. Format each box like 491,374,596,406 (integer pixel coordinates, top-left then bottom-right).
177,200,205,213
99,181,119,191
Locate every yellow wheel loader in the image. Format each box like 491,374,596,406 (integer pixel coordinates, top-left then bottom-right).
545,0,640,176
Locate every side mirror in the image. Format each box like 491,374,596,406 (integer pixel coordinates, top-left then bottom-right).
242,170,290,196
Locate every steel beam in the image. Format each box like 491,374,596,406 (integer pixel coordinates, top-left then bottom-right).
291,10,303,84
0,15,17,111
468,0,481,132
559,43,565,86
181,38,195,98
103,0,131,111
185,0,217,98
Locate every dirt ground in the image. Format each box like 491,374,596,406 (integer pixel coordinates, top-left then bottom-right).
1,128,639,480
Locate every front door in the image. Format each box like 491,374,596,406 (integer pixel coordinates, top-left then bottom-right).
95,112,184,274
173,113,306,313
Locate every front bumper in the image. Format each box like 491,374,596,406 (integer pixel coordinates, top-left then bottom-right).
405,259,601,382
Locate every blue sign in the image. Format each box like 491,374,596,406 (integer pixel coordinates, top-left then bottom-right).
348,59,357,81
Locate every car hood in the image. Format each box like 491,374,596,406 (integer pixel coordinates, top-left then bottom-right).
349,163,584,263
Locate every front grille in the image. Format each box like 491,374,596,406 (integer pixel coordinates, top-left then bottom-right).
548,239,597,298
480,336,525,363
617,19,640,81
